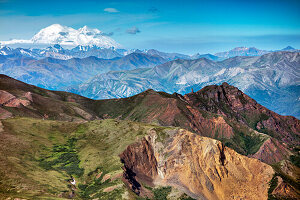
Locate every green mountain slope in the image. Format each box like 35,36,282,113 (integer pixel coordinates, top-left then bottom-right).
0,117,175,199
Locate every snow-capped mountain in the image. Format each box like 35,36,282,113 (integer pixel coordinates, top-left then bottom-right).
0,46,13,55
44,44,65,53
0,44,123,60
0,24,121,48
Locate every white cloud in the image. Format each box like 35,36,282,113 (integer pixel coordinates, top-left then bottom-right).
104,8,119,13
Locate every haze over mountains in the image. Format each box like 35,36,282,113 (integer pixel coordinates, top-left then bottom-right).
0,24,299,119
1,44,299,118
72,51,300,118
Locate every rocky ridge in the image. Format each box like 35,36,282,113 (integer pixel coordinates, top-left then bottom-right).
120,129,274,200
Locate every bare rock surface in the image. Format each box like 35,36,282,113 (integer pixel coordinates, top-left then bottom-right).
120,129,274,200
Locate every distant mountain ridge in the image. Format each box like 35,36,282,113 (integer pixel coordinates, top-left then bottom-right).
0,52,167,89
0,44,126,60
70,51,300,118
0,44,299,118
215,47,269,58
0,43,298,60
281,46,295,51
214,46,299,58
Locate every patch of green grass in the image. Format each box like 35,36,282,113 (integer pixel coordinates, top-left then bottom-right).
221,118,267,155
78,171,124,200
39,138,84,177
268,174,278,200
2,118,151,199
154,127,169,143
32,88,50,97
290,154,300,168
0,118,83,197
241,132,266,155
153,186,172,200
243,112,270,131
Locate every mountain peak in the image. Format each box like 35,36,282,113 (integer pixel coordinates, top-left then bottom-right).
0,24,121,48
78,25,101,35
282,46,295,51
232,46,248,51
221,82,230,87
215,46,269,58
45,23,66,29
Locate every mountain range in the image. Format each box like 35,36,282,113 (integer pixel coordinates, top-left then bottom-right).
0,24,298,61
69,51,300,118
215,47,268,58
1,44,299,117
0,44,124,60
0,43,299,119
0,74,299,199
0,24,299,120
1,43,298,61
0,52,166,90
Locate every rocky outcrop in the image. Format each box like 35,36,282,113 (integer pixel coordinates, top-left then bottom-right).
93,84,299,164
120,129,274,200
0,90,31,107
120,137,158,197
184,82,300,146
184,105,235,139
272,176,300,199
120,138,158,183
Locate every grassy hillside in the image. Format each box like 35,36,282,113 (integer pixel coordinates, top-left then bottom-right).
0,117,177,199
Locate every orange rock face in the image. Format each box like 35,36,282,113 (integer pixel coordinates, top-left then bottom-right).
120,129,274,200
184,83,300,147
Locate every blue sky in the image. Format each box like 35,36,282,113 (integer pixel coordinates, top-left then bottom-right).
0,0,300,54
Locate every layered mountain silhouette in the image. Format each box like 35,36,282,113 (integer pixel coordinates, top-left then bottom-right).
70,51,300,118
0,52,166,89
1,46,299,118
